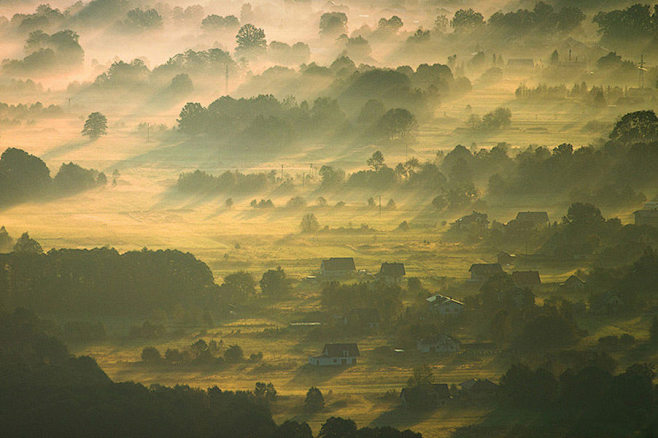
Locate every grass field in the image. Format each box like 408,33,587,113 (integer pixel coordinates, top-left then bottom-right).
1,73,652,436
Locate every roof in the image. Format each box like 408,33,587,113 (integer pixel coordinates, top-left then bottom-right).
512,270,541,287
426,294,464,307
469,263,503,275
379,262,405,277
562,275,585,287
322,343,360,357
461,378,498,392
515,211,549,224
321,257,356,272
634,209,658,217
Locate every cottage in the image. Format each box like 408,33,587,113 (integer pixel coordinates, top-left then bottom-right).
634,209,658,227
513,211,549,228
320,257,356,278
308,343,359,366
426,294,464,315
512,270,541,289
469,263,504,282
379,262,406,283
417,334,460,353
400,384,450,408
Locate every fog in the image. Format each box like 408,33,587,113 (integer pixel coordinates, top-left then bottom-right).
2,1,658,437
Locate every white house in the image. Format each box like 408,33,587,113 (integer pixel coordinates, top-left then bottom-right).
309,343,360,366
426,294,464,315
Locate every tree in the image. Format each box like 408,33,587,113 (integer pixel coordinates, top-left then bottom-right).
319,165,345,187
254,382,277,401
0,226,14,252
318,417,357,438
319,12,347,36
300,213,320,233
13,232,43,254
274,421,313,438
82,112,107,139
451,8,484,31
177,102,207,135
141,346,162,363
224,344,244,362
564,202,604,227
220,271,256,301
367,151,385,171
609,110,658,144
236,24,266,54
260,267,291,296
378,108,417,140
304,386,324,412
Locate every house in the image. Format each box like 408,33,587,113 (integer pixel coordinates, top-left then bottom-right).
343,308,380,329
513,211,549,228
320,257,356,278
379,262,406,283
308,343,359,366
634,208,658,227
512,270,541,289
561,275,585,290
427,294,464,315
417,334,460,353
400,384,450,408
469,263,504,282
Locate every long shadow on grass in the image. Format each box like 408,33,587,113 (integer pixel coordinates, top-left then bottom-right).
369,405,437,430
288,363,348,387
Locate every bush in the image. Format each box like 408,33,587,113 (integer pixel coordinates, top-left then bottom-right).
304,386,324,412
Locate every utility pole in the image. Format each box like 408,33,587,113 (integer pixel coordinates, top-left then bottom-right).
281,164,284,182
639,54,646,89
146,123,150,143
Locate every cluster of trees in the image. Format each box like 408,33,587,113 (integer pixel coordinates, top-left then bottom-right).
320,281,403,325
177,169,270,194
515,81,620,107
446,202,658,266
117,8,163,32
201,14,239,32
0,247,219,317
466,107,511,131
594,4,658,50
141,340,262,368
0,307,423,437
0,147,106,207
587,247,658,315
471,273,583,350
218,268,292,304
2,29,83,75
0,101,62,126
480,111,658,206
461,362,658,437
